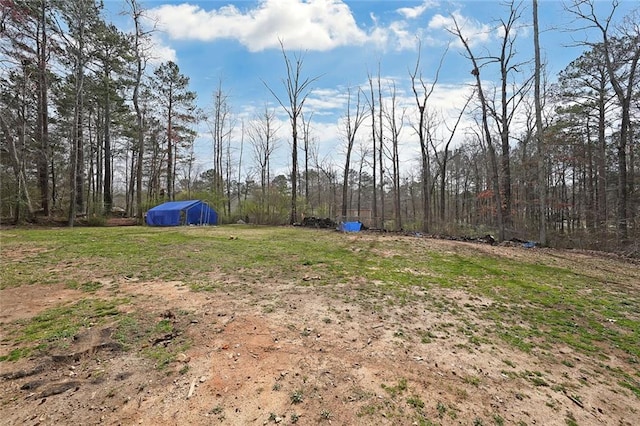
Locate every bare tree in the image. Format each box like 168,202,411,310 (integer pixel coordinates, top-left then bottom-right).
365,67,386,228
449,2,533,241
263,40,320,224
208,79,233,199
301,111,313,204
224,123,235,216
410,40,448,232
429,92,473,224
486,2,533,233
377,68,385,228
237,119,244,212
318,157,339,218
533,0,547,245
355,141,371,218
449,15,504,240
383,82,405,230
340,86,368,219
367,71,378,227
248,105,280,219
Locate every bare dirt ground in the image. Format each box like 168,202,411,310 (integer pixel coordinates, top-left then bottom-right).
1,236,639,425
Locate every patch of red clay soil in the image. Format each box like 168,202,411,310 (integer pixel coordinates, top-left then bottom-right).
0,283,85,322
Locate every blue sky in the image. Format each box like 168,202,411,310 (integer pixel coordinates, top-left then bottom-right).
105,0,636,178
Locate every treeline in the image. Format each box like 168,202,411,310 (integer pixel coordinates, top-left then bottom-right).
1,0,199,225
0,0,638,254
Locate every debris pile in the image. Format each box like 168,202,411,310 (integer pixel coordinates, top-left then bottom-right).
433,234,497,245
299,217,336,229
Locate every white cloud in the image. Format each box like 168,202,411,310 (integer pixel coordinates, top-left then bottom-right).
304,88,349,115
148,0,370,52
428,11,492,48
496,21,531,40
388,20,419,51
429,82,476,115
146,34,177,65
368,25,390,48
397,0,438,20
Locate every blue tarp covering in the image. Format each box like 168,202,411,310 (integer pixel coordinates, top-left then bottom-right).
340,221,362,232
146,200,218,226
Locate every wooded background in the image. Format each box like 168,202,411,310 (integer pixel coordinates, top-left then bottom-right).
1,0,638,254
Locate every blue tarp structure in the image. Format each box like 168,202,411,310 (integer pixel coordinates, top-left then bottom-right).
339,221,362,232
146,200,218,226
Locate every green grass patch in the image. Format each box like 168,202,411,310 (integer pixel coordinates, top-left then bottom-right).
381,378,408,398
406,395,425,409
1,226,638,393
114,313,191,369
0,347,32,362
0,298,126,362
66,280,104,292
20,298,123,343
463,375,482,386
618,376,640,398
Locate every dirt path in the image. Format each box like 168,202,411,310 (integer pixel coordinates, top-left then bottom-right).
1,239,638,425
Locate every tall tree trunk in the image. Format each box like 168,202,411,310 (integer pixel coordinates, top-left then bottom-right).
393,137,401,230
377,71,385,229
341,153,352,219
128,148,136,215
534,0,547,245
66,2,89,227
356,149,365,217
585,123,595,230
303,114,311,205
451,17,504,240
409,42,446,233
263,43,319,225
0,115,33,221
601,36,638,242
568,0,640,240
341,88,366,219
226,133,232,216
616,102,629,239
596,83,607,228
500,66,512,233
87,114,96,214
291,118,298,224
237,120,244,212
127,0,147,222
95,109,103,212
368,74,378,228
386,83,403,230
69,61,85,226
75,97,85,214
36,0,50,216
629,122,635,215
135,103,144,221
166,94,173,201
103,77,112,215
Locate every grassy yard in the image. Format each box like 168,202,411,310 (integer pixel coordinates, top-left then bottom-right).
1,225,639,424
3,226,638,362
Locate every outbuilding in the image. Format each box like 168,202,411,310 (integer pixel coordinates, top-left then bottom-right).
146,200,218,226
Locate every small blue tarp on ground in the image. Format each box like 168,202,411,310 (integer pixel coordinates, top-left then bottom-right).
146,200,218,226
339,221,362,232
